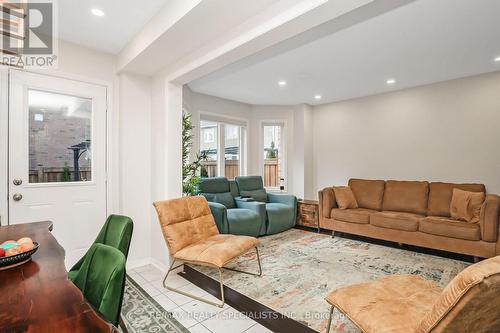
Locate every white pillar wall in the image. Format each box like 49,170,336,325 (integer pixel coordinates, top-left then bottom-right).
149,77,183,269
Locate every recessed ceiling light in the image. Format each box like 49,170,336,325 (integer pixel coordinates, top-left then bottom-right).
314,94,322,100
91,8,105,17
495,56,500,63
278,80,287,87
386,78,396,85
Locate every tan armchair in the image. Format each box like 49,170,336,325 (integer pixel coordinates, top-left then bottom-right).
153,196,262,307
325,255,500,333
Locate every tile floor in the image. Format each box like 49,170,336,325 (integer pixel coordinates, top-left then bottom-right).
128,264,273,333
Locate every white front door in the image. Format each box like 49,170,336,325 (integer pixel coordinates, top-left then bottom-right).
8,70,107,268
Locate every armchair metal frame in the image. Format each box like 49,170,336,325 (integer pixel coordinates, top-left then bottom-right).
162,246,262,308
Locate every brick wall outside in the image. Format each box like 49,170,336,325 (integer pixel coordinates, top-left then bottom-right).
29,110,91,170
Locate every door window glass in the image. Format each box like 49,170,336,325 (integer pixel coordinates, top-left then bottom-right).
28,89,92,183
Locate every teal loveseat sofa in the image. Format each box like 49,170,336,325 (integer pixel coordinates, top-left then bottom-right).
198,177,264,237
235,176,297,235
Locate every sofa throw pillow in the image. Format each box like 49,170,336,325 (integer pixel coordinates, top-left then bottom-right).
333,186,359,209
450,188,485,223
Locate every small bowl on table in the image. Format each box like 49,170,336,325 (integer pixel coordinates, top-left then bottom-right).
0,242,40,270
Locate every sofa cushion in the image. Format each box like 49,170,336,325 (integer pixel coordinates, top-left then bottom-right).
240,189,268,203
370,211,422,232
201,192,235,209
227,208,261,236
331,208,376,224
428,182,486,217
326,275,442,333
419,216,481,241
333,186,358,209
450,188,485,223
382,180,429,215
348,179,385,210
199,177,231,193
417,256,500,333
265,203,296,234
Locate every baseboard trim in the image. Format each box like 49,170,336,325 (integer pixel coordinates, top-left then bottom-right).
150,257,170,272
127,258,151,270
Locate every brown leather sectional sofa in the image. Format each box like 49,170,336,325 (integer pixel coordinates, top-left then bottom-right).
319,179,500,258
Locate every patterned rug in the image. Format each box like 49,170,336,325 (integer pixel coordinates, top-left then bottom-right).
121,276,189,333
192,228,470,332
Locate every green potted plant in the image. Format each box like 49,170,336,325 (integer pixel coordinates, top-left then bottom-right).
182,112,207,195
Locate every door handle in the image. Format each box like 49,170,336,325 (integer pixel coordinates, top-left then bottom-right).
12,193,23,201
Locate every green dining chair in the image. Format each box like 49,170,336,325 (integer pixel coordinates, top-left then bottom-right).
72,243,126,327
69,214,133,281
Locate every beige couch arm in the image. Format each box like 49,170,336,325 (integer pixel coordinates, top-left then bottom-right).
319,187,337,218
480,194,500,242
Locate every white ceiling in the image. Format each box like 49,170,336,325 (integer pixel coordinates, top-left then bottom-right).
188,0,500,105
58,0,169,54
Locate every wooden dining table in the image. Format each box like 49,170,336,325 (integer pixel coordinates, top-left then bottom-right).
0,221,117,333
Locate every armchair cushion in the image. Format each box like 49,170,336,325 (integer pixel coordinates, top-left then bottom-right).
326,275,442,333
153,196,219,255
153,196,260,268
174,234,259,268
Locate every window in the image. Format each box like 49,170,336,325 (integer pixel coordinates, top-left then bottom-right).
28,89,92,183
200,120,218,177
263,124,284,189
203,128,215,143
200,118,246,179
224,124,240,179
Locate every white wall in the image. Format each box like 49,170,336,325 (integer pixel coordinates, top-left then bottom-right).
312,71,500,195
149,78,184,269
183,87,315,198
118,73,152,266
184,86,252,157
48,41,154,267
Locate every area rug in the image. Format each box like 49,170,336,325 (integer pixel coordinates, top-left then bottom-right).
121,276,190,333
192,228,470,332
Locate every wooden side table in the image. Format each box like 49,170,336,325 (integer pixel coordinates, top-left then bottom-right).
296,199,320,232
